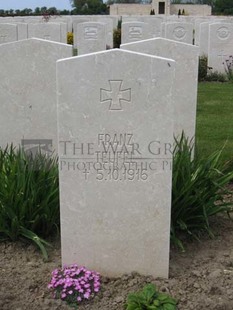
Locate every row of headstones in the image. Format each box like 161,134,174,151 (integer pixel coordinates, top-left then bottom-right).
121,17,233,73
0,15,116,48
0,15,232,72
0,20,113,52
0,17,233,72
1,14,232,33
0,36,199,278
0,22,67,43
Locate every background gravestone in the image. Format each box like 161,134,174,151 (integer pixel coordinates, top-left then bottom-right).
91,16,114,48
57,49,176,278
0,23,17,44
121,38,199,140
0,38,72,153
72,17,90,48
28,23,67,43
208,23,233,73
122,16,163,38
199,21,212,56
76,22,107,55
121,21,150,44
165,22,193,44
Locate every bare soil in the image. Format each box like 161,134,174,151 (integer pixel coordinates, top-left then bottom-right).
0,214,233,310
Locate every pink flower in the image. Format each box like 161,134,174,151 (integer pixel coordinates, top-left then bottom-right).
48,264,101,306
61,292,66,299
84,292,90,299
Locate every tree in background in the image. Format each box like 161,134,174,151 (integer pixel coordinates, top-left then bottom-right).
0,7,72,16
214,0,233,15
107,0,147,4
70,0,108,14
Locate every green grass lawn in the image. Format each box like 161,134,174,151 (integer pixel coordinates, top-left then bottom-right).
196,82,233,164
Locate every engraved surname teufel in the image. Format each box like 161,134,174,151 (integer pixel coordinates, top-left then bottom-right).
100,80,131,111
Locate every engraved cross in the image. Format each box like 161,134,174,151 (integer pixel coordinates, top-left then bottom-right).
100,80,131,111
218,50,228,63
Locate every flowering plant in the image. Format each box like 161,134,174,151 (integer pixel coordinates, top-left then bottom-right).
48,264,101,307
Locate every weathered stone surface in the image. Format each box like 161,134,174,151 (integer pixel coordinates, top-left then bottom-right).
165,22,193,44
28,22,67,43
57,49,176,278
121,21,150,44
0,38,72,153
76,22,107,55
121,37,199,140
0,23,17,44
208,23,233,73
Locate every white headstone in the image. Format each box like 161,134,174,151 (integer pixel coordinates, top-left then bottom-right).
199,21,211,56
90,16,114,48
72,17,90,48
28,23,67,43
144,16,163,38
57,49,176,278
208,23,233,73
121,38,199,140
199,20,228,56
194,17,209,46
0,38,72,153
122,16,163,38
76,22,107,55
165,22,193,44
121,21,150,44
0,23,17,44
16,23,28,41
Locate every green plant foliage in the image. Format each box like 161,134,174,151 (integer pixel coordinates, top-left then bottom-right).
113,19,122,48
198,55,208,81
125,284,177,310
0,145,60,259
198,55,228,82
205,71,227,82
113,28,121,48
71,0,108,15
73,48,78,56
171,134,233,250
196,82,233,165
67,32,73,45
214,0,233,15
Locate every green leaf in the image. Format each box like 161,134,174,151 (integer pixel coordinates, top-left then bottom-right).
19,226,51,260
147,305,158,310
142,284,157,304
0,145,59,258
163,297,177,305
157,293,170,302
162,303,177,310
153,300,160,306
171,133,233,250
